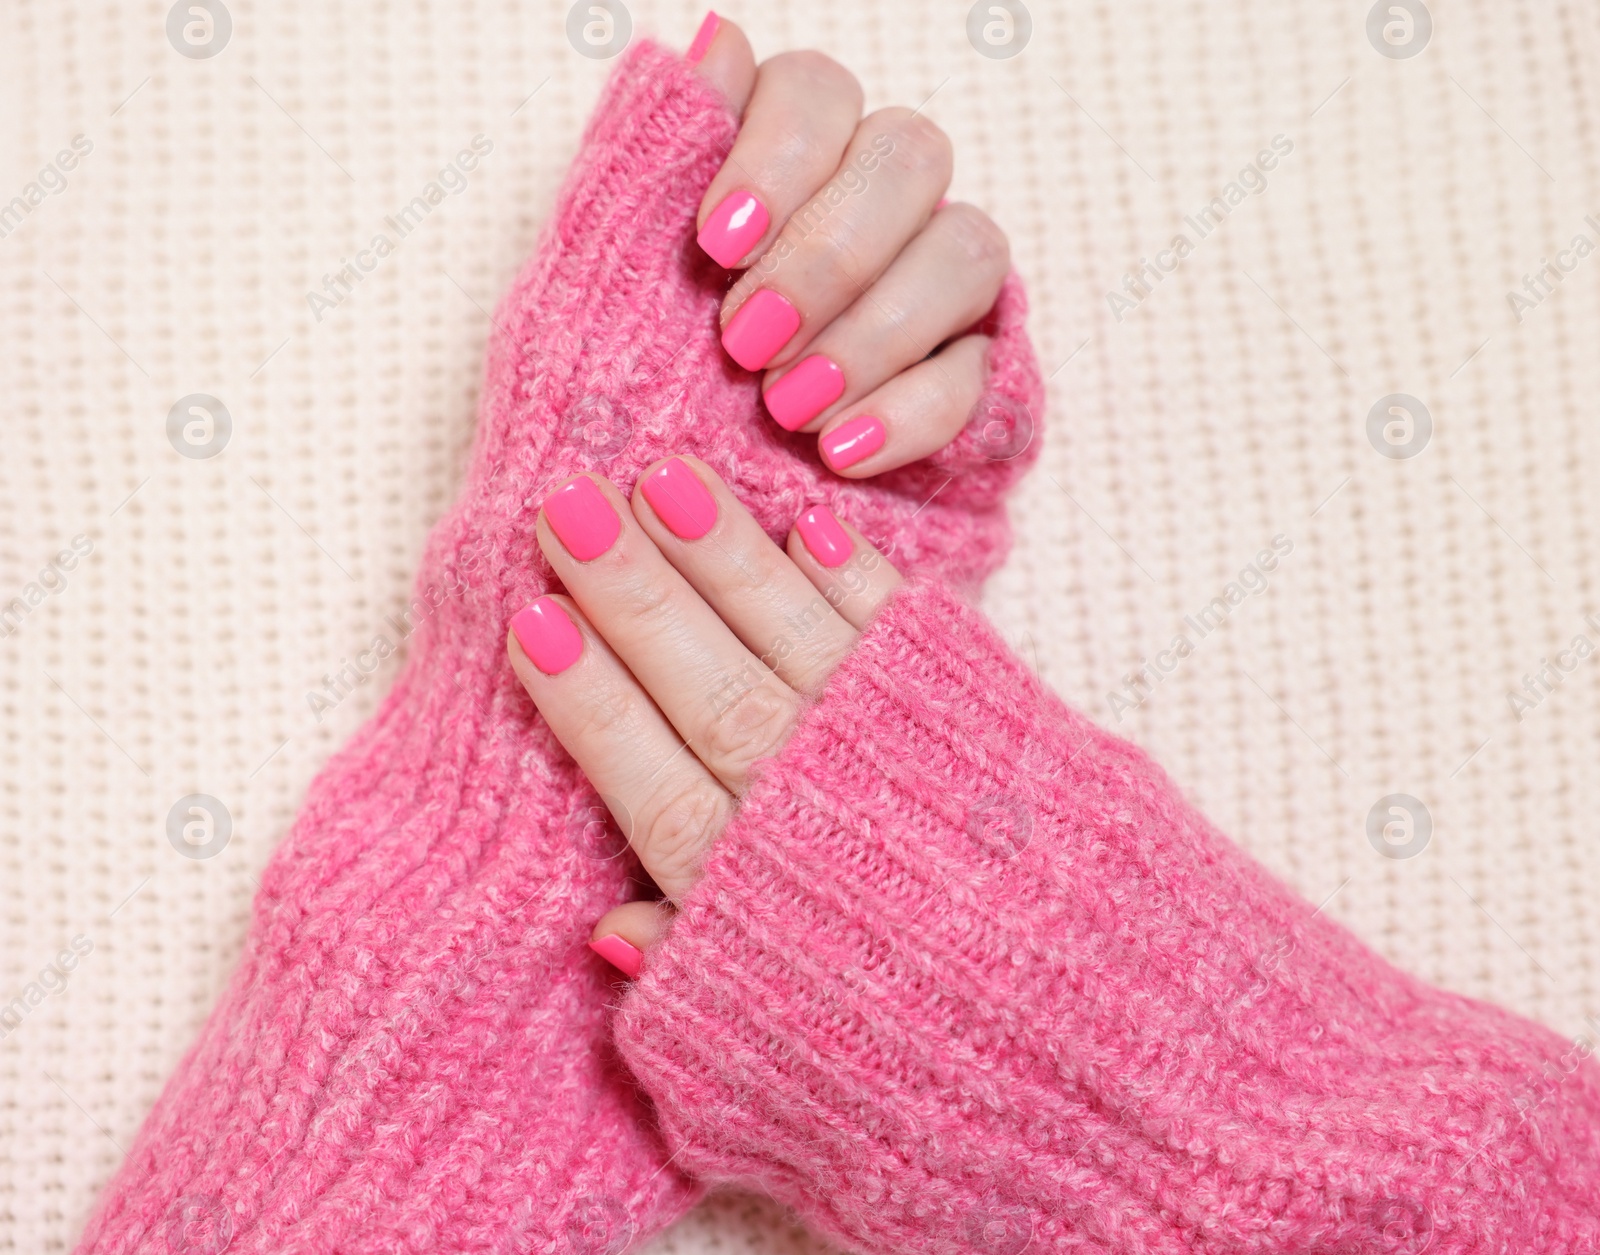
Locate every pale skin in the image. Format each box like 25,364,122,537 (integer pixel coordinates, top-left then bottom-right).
508,459,904,954
509,17,1012,956
691,15,1011,471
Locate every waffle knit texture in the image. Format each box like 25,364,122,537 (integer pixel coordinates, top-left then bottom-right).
617,577,1600,1255
70,41,1041,1255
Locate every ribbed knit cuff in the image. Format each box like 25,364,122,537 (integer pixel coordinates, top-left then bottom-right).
615,578,1600,1254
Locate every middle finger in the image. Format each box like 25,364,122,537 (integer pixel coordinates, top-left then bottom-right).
719,107,952,373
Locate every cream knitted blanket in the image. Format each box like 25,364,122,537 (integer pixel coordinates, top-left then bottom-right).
3,0,1596,1249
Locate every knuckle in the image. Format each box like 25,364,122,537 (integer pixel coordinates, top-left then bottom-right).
702,679,797,777
640,780,728,881
942,205,1010,276
870,109,953,180
615,570,677,631
926,356,976,420
570,683,636,743
771,51,862,110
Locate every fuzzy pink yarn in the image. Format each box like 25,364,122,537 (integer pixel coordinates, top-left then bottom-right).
73,39,1041,1255
616,577,1600,1254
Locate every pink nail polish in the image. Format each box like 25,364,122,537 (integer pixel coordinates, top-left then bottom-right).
589,934,643,979
543,477,620,561
698,189,768,269
721,289,800,371
764,354,845,431
510,597,583,675
819,414,886,472
796,506,853,568
686,10,720,64
641,457,718,540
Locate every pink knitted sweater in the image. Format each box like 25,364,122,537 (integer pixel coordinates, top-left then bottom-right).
75,36,1600,1255
616,578,1600,1252
75,40,1039,1255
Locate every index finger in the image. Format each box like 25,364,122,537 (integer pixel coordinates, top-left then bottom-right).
695,50,864,269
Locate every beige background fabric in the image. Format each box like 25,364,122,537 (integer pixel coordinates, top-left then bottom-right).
3,0,1598,1249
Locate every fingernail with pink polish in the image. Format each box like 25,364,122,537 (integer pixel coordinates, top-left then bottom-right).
642,457,718,540
543,477,621,561
721,289,799,371
796,506,853,568
764,354,845,431
510,597,583,675
590,934,643,979
698,189,768,269
686,10,720,63
819,414,886,472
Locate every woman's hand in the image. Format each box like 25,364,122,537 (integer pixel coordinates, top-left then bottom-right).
687,14,1012,476
507,457,903,971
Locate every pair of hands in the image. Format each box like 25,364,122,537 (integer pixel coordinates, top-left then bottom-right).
509,14,1012,968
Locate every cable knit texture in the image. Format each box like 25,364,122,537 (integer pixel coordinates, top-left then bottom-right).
72,41,1041,1255
616,577,1600,1255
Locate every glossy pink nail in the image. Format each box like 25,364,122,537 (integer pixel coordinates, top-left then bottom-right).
721,288,799,371
698,189,768,269
796,506,853,568
543,477,620,561
764,355,845,431
641,457,717,539
510,597,583,675
686,10,720,63
819,414,886,471
589,934,643,979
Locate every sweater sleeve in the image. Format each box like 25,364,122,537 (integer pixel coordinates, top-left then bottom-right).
614,577,1600,1255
